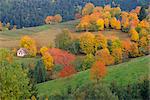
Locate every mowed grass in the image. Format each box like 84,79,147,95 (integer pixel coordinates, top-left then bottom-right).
36,55,150,97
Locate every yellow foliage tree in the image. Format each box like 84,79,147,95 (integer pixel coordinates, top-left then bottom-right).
130,28,139,42
96,19,104,31
116,20,121,30
110,17,117,29
111,48,123,64
40,46,48,55
42,52,54,71
95,34,107,49
20,35,37,57
80,32,96,54
104,18,109,28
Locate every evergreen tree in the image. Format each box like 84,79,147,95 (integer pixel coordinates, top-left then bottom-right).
33,59,47,83
139,7,147,21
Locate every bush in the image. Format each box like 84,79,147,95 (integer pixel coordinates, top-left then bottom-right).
111,48,123,64
110,76,149,100
74,81,118,100
68,39,81,54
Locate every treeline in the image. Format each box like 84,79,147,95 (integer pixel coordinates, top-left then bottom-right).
0,0,149,28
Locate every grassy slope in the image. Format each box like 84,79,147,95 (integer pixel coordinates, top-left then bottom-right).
36,55,150,97
0,20,79,48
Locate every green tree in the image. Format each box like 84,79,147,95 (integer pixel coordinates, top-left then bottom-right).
33,60,47,83
139,7,147,21
0,62,31,99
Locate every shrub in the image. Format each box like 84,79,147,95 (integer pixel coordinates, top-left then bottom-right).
0,48,13,63
74,81,118,100
110,76,149,100
33,60,47,83
139,36,149,55
95,48,114,65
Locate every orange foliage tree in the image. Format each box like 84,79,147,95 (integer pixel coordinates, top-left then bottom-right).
59,66,77,78
45,16,54,24
90,61,106,80
20,35,37,57
95,48,114,65
54,14,62,23
122,40,132,56
47,48,76,66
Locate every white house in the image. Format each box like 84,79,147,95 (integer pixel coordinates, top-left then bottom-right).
17,48,28,57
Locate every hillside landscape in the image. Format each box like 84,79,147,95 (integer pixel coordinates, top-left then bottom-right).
0,0,150,100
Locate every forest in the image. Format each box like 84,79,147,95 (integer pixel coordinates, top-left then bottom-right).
0,0,149,28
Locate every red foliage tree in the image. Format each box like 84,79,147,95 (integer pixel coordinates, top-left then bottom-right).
59,66,77,78
47,48,76,66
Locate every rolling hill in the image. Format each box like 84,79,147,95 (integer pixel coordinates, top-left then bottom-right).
36,55,150,97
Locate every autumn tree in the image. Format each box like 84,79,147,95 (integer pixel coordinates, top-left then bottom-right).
59,66,77,78
130,28,139,42
104,18,110,28
90,61,106,80
129,42,139,57
96,18,104,31
76,15,91,31
42,52,54,71
20,35,37,57
45,16,54,24
54,14,62,23
95,33,107,49
138,36,149,55
95,48,114,65
82,3,95,15
80,32,96,54
122,40,132,58
40,46,48,55
47,48,76,66
93,6,103,13
111,48,123,64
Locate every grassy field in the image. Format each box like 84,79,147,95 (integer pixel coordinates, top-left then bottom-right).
0,20,129,48
36,55,150,97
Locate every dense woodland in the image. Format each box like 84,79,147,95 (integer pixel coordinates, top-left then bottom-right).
0,0,149,28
